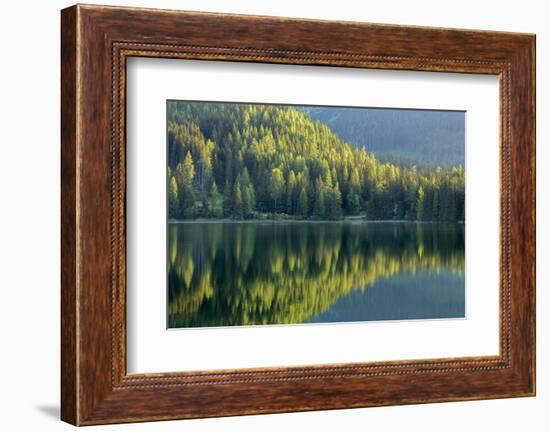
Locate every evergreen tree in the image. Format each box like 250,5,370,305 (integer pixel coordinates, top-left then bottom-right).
233,182,244,219
178,151,195,186
367,185,384,220
346,192,361,215
416,186,425,221
269,168,285,213
326,182,343,220
448,191,457,222
286,170,297,214
432,190,440,221
208,182,223,218
405,182,417,220
223,179,232,217
313,190,326,219
168,176,179,218
175,151,196,217
243,184,256,218
240,167,252,188
178,184,195,218
297,187,309,218
346,167,362,215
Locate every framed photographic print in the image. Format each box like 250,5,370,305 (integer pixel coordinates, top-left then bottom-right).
61,4,536,425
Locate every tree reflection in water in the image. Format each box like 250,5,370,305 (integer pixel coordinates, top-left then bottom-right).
168,222,465,328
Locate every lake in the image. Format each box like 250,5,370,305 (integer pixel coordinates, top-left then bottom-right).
167,221,465,329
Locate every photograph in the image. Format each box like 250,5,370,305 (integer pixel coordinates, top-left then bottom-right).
166,101,466,329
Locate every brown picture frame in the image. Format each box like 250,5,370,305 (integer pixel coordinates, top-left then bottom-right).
61,4,536,425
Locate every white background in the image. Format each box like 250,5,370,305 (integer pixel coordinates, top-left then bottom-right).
127,59,500,373
0,0,547,430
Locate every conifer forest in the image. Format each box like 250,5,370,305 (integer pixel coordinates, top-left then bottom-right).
167,102,465,222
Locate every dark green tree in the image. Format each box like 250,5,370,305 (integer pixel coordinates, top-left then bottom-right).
286,170,297,214
416,186,425,221
223,179,233,217
432,190,440,221
233,182,244,220
297,187,309,218
207,182,223,218
168,176,179,218
326,182,343,220
313,191,326,219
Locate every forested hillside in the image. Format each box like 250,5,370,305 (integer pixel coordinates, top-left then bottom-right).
167,102,465,221
300,106,465,168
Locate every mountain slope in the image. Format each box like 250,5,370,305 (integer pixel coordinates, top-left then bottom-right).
167,101,464,221
300,106,465,167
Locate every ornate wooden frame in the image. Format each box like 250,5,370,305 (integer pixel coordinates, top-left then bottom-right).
61,4,536,425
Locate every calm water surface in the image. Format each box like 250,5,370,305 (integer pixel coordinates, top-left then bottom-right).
167,221,465,329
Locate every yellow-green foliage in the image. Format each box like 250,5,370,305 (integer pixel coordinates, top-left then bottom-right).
167,102,465,221
168,222,464,327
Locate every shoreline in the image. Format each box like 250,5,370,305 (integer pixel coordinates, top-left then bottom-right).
168,218,465,225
